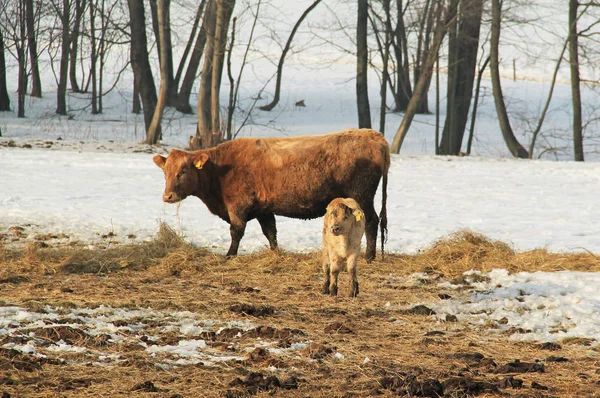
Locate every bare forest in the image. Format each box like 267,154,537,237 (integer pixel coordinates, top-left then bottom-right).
2,0,600,159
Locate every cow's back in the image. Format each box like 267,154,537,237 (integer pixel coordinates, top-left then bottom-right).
215,129,388,219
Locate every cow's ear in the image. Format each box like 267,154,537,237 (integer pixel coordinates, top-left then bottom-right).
153,154,166,169
192,152,209,170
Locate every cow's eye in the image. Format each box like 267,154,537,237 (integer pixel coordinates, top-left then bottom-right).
177,170,185,179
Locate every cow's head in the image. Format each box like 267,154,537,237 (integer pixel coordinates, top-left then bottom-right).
153,149,209,203
325,198,364,236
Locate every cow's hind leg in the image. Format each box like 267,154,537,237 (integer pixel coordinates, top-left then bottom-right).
227,214,247,257
257,213,278,250
362,201,379,262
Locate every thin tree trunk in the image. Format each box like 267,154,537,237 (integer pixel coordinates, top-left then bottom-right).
174,0,207,91
391,2,446,154
378,0,391,134
356,0,371,128
132,72,140,114
196,0,218,147
89,0,98,114
176,0,214,113
528,39,568,158
146,0,169,144
0,29,10,111
392,0,412,112
466,55,490,155
17,0,27,117
56,0,71,115
569,0,584,161
489,0,528,158
226,17,236,141
259,0,322,111
435,55,439,154
127,0,159,137
69,0,84,93
25,0,41,97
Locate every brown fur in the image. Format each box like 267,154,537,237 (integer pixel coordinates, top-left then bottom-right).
153,128,389,258
322,198,366,297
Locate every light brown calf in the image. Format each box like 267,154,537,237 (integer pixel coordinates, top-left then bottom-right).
322,198,366,297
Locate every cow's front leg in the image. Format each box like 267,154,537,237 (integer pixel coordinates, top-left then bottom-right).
257,213,278,250
227,215,247,257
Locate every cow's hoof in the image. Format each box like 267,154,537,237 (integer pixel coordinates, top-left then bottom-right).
329,286,338,296
321,285,330,295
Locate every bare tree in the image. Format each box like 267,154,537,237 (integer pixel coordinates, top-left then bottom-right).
259,0,322,112
194,0,235,148
357,0,371,128
146,0,169,144
489,0,528,158
25,0,41,97
176,0,213,114
569,0,584,161
127,0,159,141
68,0,85,93
390,0,449,153
0,28,10,111
51,0,71,115
1,0,28,117
439,0,483,155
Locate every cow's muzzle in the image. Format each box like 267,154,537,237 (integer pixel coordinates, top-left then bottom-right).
162,192,181,203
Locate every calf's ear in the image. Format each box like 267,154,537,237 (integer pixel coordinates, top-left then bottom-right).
153,154,166,169
192,152,209,170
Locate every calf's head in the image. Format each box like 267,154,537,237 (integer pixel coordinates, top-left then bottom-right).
153,149,209,203
325,199,364,236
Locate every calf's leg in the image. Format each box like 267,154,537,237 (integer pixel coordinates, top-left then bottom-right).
257,213,278,250
322,251,331,294
328,256,341,296
347,253,359,297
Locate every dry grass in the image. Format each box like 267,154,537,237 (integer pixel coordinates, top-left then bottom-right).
1,226,600,397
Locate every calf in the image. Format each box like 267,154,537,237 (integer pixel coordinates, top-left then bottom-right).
322,198,366,297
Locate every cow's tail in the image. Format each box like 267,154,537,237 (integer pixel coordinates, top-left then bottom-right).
380,146,390,258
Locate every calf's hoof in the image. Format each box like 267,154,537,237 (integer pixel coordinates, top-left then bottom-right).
321,284,330,295
329,285,338,296
350,282,359,298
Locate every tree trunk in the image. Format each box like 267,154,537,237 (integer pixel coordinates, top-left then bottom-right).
25,0,41,97
378,0,391,134
392,0,412,112
439,0,483,155
132,72,140,114
174,0,207,92
466,55,490,155
150,0,175,106
414,0,433,114
176,0,214,114
127,0,159,137
146,0,169,144
390,2,446,153
0,29,10,111
56,0,71,115
195,0,235,148
69,0,84,93
489,0,528,158
569,0,584,161
89,0,98,114
259,0,321,112
17,0,27,117
356,0,371,128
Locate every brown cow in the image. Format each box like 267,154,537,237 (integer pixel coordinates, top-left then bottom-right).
322,198,365,297
153,128,389,260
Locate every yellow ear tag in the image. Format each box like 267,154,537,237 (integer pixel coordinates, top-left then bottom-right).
354,210,364,222
195,161,203,169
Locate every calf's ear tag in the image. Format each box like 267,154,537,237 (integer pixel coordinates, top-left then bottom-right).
195,161,203,169
353,210,364,222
